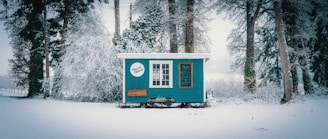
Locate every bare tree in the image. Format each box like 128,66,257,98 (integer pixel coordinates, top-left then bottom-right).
215,0,265,92
185,0,194,53
273,0,293,103
43,0,50,98
244,0,263,92
129,3,132,28
114,0,121,39
169,0,178,53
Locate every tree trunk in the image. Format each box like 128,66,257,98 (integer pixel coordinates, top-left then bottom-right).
273,0,293,103
43,0,49,98
244,0,256,92
289,46,298,93
25,1,44,97
185,0,194,53
28,48,44,97
169,0,178,53
114,0,120,39
129,3,132,28
290,64,298,93
53,0,69,95
60,0,70,56
298,49,314,94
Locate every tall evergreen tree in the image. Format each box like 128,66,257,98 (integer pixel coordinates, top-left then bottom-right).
1,0,45,97
121,4,164,52
1,1,30,88
312,0,328,89
21,0,45,97
8,41,30,88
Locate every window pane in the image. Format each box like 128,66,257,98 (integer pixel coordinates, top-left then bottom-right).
150,61,172,88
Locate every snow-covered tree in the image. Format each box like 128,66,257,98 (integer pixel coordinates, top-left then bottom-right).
49,0,109,95
255,0,315,95
121,3,165,53
216,0,269,92
255,26,282,87
282,0,315,94
8,40,30,88
1,0,45,97
312,0,328,88
52,11,122,102
129,0,211,53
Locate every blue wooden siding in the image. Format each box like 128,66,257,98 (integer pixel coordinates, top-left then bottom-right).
125,59,204,103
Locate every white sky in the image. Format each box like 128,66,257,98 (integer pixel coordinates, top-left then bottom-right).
0,21,12,75
0,0,234,75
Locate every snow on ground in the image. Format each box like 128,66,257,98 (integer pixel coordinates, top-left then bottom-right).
1,91,327,139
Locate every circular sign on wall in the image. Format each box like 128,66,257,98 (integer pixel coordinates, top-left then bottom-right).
130,62,145,77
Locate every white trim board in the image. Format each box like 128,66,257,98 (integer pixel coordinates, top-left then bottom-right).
118,53,210,60
122,58,126,103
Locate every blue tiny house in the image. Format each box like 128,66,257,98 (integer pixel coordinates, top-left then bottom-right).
118,53,210,106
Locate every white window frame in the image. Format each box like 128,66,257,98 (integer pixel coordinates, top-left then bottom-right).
149,60,173,88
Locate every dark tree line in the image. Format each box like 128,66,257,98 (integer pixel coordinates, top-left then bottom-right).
312,0,328,88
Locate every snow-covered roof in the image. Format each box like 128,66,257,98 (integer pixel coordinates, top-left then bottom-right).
117,53,211,60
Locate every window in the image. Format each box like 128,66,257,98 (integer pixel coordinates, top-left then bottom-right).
149,61,173,88
179,62,193,88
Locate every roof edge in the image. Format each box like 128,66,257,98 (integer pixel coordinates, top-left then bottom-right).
117,53,211,59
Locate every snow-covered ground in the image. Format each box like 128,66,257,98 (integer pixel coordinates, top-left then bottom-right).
1,91,327,139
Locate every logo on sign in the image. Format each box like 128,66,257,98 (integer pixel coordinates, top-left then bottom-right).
130,62,145,77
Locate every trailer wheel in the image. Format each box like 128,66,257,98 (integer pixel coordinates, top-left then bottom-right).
148,102,155,107
164,100,172,107
140,103,146,108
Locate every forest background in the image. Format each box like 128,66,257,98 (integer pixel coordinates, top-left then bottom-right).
0,0,327,103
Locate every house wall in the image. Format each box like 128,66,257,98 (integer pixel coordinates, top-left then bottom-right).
124,59,204,103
